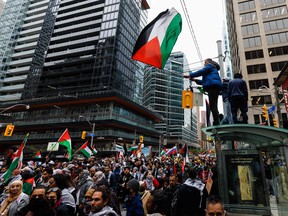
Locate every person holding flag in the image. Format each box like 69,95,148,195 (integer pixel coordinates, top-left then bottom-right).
184,58,222,126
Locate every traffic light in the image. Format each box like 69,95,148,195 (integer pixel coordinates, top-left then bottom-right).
4,124,14,136
81,131,87,139
139,135,144,143
261,105,268,120
182,90,193,109
273,118,278,127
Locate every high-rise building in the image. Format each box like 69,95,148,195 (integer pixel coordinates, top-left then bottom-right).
225,0,287,126
143,52,199,148
0,0,5,15
0,0,162,154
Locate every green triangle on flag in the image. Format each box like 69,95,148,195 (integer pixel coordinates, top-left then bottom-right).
79,141,92,158
58,129,72,161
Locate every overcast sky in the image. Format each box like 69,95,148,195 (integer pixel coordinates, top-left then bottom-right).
148,0,225,71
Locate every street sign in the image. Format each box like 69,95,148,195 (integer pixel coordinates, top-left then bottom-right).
268,105,275,114
47,142,59,151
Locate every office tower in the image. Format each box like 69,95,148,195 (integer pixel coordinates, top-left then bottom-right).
0,0,162,153
0,0,5,15
225,0,287,126
143,52,199,148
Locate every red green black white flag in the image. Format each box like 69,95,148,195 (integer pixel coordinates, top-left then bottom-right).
132,7,182,69
58,129,72,161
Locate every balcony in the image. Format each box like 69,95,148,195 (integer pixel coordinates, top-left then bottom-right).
0,93,21,102
9,58,33,67
2,75,27,84
6,66,30,75
0,84,24,92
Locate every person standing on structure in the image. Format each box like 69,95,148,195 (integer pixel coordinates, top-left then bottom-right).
228,73,248,124
184,58,223,126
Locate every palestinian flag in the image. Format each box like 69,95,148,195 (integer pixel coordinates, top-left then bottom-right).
3,134,29,182
92,146,98,155
160,148,167,156
129,145,139,151
132,7,182,69
79,141,92,158
34,151,41,158
180,144,187,157
23,177,35,195
116,144,124,152
58,129,72,161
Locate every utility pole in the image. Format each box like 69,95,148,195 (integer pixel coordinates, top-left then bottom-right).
91,123,95,148
275,87,283,128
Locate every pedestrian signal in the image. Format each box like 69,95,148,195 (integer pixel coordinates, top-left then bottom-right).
4,124,14,136
261,105,268,120
81,131,87,139
139,135,144,143
273,118,278,127
182,90,193,109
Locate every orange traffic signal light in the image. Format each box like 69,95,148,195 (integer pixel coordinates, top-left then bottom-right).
81,131,87,139
273,118,278,127
182,90,193,109
4,124,14,136
139,135,144,143
261,105,268,120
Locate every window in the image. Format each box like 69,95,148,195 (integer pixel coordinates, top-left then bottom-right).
240,12,258,23
239,1,256,12
241,24,259,35
243,36,262,48
249,79,269,90
264,18,288,32
266,32,288,44
271,61,287,71
260,0,286,7
247,64,266,74
261,6,288,19
268,45,288,56
245,49,264,59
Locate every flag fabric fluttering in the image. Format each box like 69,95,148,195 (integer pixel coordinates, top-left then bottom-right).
79,141,92,158
58,129,72,161
132,7,182,69
182,144,190,172
160,148,167,156
129,145,139,151
115,144,124,153
3,134,29,182
165,146,177,157
34,151,41,158
92,146,98,155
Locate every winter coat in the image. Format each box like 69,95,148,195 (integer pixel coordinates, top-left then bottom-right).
6,193,29,216
175,178,208,216
228,78,248,99
123,193,144,216
189,63,222,91
77,177,93,205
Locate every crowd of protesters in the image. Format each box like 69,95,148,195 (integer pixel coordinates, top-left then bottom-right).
0,152,219,216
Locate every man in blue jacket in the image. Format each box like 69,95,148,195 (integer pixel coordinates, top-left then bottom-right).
228,73,248,124
184,58,222,126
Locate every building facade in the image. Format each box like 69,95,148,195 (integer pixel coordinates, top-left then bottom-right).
0,0,5,15
0,0,162,155
143,52,199,149
225,0,288,127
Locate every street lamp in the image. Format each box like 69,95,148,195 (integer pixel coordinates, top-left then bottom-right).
0,104,30,114
79,115,95,148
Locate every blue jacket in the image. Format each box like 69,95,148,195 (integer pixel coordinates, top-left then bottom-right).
228,78,248,99
189,63,222,91
123,193,144,216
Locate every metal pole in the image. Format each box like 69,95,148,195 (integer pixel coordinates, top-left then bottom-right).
91,123,95,148
275,87,283,128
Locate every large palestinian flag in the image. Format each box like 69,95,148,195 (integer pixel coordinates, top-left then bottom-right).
58,129,72,161
79,141,92,158
132,7,182,69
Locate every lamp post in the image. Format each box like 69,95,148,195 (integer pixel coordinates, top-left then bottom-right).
0,104,30,114
79,115,95,148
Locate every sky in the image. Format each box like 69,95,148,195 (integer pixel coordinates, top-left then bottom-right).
147,0,225,72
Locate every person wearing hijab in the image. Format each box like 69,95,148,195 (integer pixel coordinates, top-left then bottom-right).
91,171,109,189
0,180,29,216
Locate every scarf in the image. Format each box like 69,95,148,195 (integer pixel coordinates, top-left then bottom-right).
0,180,23,216
145,177,154,191
77,170,90,186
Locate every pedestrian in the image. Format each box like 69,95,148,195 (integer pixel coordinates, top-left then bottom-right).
184,58,222,126
174,167,208,216
146,190,169,216
205,195,226,216
228,73,248,124
89,187,119,216
123,178,144,216
220,77,233,124
0,180,29,216
46,187,71,215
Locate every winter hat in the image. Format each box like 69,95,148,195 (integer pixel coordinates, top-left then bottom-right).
127,178,140,192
